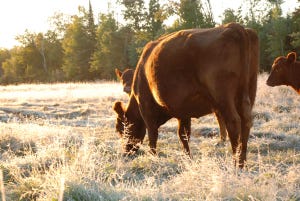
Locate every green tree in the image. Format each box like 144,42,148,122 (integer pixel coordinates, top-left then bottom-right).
86,0,97,62
127,30,151,67
146,0,165,39
14,31,48,82
235,0,292,71
265,2,291,61
179,0,205,28
44,30,64,81
62,6,96,81
87,0,96,41
62,16,87,80
168,0,215,30
120,0,147,31
290,4,300,52
222,8,243,24
0,49,10,64
200,0,215,27
90,14,128,79
119,0,163,69
0,48,11,76
1,47,22,83
19,30,64,82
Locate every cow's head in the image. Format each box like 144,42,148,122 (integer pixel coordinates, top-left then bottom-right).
115,68,134,95
267,52,297,87
113,100,146,153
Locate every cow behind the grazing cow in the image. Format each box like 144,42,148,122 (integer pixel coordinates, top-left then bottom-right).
267,52,300,94
113,23,258,168
115,68,134,95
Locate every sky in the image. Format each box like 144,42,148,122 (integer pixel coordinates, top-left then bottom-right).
0,0,299,49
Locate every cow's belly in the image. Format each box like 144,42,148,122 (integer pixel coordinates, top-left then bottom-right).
167,93,214,118
148,67,216,118
151,81,214,118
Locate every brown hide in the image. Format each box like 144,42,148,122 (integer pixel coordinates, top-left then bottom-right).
267,52,300,94
115,29,259,142
113,23,259,168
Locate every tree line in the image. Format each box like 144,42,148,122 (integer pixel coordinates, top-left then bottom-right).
0,0,300,84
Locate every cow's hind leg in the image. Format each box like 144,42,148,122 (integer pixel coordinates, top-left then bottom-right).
238,95,252,168
218,100,242,167
177,118,191,156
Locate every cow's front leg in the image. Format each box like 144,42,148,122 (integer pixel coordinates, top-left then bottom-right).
148,127,158,155
177,118,191,157
215,112,227,142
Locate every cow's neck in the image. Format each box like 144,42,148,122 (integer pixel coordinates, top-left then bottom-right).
126,95,143,125
289,64,300,93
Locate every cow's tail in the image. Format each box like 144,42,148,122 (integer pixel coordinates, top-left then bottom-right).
225,23,253,135
224,23,250,95
245,28,259,107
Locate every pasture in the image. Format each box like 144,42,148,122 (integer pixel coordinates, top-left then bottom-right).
0,74,299,200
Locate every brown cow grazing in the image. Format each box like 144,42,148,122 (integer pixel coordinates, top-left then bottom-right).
267,52,300,94
115,68,134,95
113,23,258,168
114,29,259,142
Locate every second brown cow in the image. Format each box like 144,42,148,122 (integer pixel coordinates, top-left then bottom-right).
113,23,259,168
267,52,300,94
115,68,134,95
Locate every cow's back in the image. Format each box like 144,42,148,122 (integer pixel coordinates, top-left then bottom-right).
140,23,250,117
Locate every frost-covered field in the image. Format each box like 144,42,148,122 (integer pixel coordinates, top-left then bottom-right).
0,74,299,200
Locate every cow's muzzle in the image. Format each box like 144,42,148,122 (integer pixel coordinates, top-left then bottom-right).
266,78,275,87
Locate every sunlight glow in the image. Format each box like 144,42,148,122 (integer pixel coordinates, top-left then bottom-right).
0,0,298,49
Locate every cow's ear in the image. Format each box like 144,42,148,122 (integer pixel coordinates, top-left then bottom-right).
115,68,123,79
113,101,124,115
287,52,297,63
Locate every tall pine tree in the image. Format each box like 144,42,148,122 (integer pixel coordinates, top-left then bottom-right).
90,14,128,79
62,4,96,81
147,0,165,39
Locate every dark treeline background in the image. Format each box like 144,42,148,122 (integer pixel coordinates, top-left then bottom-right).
0,0,300,84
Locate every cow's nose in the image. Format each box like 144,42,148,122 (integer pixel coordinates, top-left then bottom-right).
124,86,131,94
266,78,273,86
